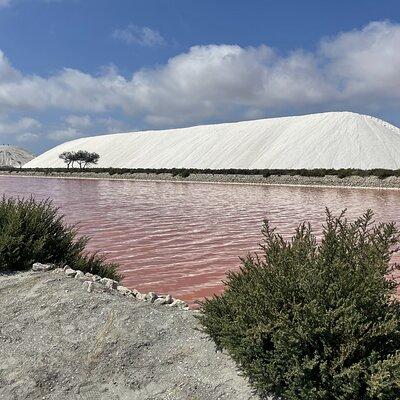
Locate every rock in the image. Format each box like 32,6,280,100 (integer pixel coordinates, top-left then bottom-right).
62,265,70,272
65,268,77,278
154,298,167,306
117,286,132,295
145,292,158,303
100,278,118,290
75,271,85,280
165,294,173,305
32,263,55,272
84,273,94,279
169,299,189,309
92,275,101,282
135,292,145,301
82,281,93,293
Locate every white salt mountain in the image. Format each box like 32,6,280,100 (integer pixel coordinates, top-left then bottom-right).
25,112,400,170
0,145,35,167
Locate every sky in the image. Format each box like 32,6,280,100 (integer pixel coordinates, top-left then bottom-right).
0,0,399,153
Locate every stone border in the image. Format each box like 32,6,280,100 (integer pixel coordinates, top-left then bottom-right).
32,262,190,310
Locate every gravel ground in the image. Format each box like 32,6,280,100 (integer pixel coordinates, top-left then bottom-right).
0,270,259,400
2,170,400,189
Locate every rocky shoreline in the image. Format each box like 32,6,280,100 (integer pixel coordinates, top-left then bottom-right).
2,169,400,189
0,266,259,400
32,262,190,310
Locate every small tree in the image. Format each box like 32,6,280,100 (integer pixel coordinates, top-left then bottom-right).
74,150,99,169
59,151,74,169
59,150,100,169
199,210,400,400
83,151,100,168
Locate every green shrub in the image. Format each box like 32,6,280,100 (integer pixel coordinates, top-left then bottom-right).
198,210,400,400
0,196,121,280
180,169,191,178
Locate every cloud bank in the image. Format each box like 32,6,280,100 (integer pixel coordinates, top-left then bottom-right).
0,20,399,144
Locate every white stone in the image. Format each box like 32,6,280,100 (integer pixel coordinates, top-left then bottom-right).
75,270,85,280
145,292,158,303
169,299,189,309
65,268,77,277
83,281,93,293
100,278,118,290
135,292,145,301
32,262,55,272
117,286,132,295
154,298,167,306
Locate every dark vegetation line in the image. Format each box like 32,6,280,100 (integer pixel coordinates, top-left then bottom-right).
2,166,400,179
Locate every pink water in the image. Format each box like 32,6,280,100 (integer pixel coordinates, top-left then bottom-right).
1,175,399,303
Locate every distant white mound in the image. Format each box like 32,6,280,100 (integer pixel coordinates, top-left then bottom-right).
0,145,35,168
24,112,400,170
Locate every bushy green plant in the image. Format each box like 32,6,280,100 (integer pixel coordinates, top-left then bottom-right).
180,169,191,178
198,210,400,400
0,196,121,280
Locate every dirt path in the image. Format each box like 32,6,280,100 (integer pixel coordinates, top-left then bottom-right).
0,271,258,400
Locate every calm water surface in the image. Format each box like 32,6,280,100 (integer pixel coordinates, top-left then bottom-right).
1,176,399,303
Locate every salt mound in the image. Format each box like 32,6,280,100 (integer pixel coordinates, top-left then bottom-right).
24,112,400,170
0,145,35,167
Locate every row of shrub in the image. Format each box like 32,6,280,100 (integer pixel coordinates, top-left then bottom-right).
2,166,400,179
0,196,121,281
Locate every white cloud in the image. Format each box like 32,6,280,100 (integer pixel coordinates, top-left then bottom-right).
0,116,41,144
112,24,165,47
65,114,92,128
0,117,41,135
96,117,131,133
16,132,39,142
0,20,399,131
320,20,400,101
0,0,11,8
47,127,80,141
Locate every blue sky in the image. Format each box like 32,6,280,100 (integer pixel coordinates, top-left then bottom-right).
0,0,399,153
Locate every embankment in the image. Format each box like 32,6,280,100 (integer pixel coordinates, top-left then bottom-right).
0,269,258,400
3,169,400,189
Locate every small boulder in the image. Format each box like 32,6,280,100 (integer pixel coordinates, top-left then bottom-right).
65,268,77,277
100,278,118,290
145,292,158,303
92,275,101,282
117,286,132,295
165,294,173,305
83,281,93,293
75,270,85,280
135,292,145,301
154,298,167,306
32,263,55,272
84,272,94,279
169,299,189,309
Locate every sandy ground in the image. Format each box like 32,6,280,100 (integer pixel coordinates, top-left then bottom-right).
0,270,259,400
